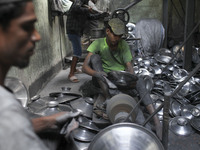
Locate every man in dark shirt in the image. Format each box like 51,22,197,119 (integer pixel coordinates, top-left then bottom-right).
66,0,108,82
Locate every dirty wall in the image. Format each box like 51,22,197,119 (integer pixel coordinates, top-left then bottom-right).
7,0,71,97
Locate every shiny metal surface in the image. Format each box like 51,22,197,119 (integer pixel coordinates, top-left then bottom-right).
70,138,90,150
170,100,182,117
173,69,188,82
155,54,172,64
169,116,195,136
190,117,200,132
181,105,198,120
106,94,138,123
49,92,82,103
72,127,96,142
79,116,100,132
150,94,159,103
172,44,184,61
144,76,154,92
34,101,72,116
70,97,93,118
151,65,162,75
5,77,29,107
88,123,164,150
176,82,191,96
84,97,95,105
107,71,138,90
28,97,47,112
154,100,163,116
137,68,154,78
158,48,172,57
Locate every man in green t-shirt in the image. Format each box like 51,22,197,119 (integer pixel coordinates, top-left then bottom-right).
82,18,162,140
83,18,134,98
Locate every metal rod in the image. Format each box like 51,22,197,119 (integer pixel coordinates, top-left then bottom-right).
142,102,164,126
161,62,200,150
172,62,200,97
162,95,171,150
162,20,200,73
58,16,65,69
123,90,148,122
124,0,142,10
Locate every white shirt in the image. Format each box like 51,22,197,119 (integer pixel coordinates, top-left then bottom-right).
0,86,49,150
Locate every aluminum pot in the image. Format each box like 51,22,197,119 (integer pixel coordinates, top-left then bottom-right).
88,123,164,150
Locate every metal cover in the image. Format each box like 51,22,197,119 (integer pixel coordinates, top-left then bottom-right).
88,123,164,150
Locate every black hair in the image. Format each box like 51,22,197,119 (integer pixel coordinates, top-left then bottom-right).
0,2,27,30
80,0,89,5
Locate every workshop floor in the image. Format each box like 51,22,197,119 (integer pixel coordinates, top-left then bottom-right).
38,61,200,150
38,62,91,98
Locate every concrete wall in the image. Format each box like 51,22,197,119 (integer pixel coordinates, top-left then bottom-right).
7,0,72,97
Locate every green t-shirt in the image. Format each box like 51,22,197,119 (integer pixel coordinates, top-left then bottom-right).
87,37,132,73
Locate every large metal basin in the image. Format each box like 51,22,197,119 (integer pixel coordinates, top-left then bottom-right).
88,123,164,150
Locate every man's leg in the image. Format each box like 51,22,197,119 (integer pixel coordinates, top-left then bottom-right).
136,77,162,140
69,56,79,78
67,34,82,82
90,54,111,100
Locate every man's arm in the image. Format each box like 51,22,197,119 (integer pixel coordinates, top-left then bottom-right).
31,111,80,133
82,52,96,76
125,61,134,74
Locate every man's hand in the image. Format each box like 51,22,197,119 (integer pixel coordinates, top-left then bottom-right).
100,12,109,18
56,111,81,125
94,71,107,82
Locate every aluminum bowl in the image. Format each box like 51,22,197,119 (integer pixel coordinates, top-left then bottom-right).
72,127,96,142
169,116,195,136
181,104,199,120
107,71,138,90
173,69,188,82
70,97,93,118
170,100,182,117
158,48,173,57
5,77,29,107
137,68,154,78
79,116,100,132
88,123,164,150
154,53,172,64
